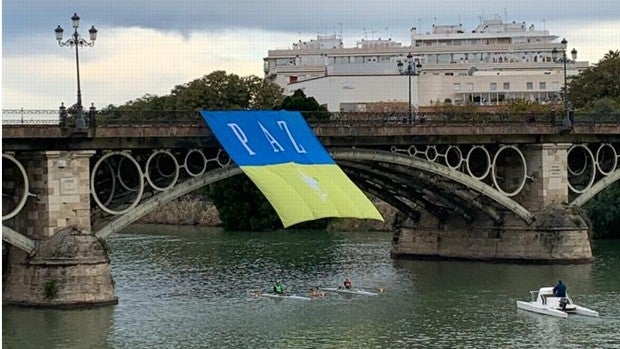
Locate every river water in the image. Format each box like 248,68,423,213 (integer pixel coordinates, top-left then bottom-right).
3,224,619,348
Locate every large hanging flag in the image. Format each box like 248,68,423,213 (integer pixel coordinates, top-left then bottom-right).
200,110,383,227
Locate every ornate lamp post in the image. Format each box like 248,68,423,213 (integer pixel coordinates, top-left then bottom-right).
397,53,422,124
55,13,98,130
552,38,577,127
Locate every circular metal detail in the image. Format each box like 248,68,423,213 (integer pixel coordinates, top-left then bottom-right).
491,145,527,197
445,145,463,170
184,149,208,177
216,149,232,167
465,145,491,180
407,145,417,157
116,156,141,192
2,154,30,220
595,143,618,176
567,144,596,194
91,152,145,215
145,150,179,191
425,145,439,162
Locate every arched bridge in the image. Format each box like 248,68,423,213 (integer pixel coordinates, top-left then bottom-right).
3,111,620,307
3,112,620,257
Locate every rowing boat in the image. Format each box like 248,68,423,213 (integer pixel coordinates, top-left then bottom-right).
258,293,312,300
319,287,378,296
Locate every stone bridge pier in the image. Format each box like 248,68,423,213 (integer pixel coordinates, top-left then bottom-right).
390,143,594,263
3,150,117,307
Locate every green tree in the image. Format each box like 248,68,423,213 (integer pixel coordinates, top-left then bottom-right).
570,50,620,238
278,89,331,122
585,182,620,239
209,176,282,231
99,71,284,121
569,50,620,110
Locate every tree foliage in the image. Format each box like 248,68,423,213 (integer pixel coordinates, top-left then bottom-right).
572,50,620,238
278,89,331,122
100,71,284,121
569,50,620,110
585,182,620,239
208,176,282,231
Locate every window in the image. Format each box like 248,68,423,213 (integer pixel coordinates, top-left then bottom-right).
490,83,497,91
453,83,461,91
503,82,510,90
552,82,560,90
539,82,546,90
466,83,474,91
526,82,534,90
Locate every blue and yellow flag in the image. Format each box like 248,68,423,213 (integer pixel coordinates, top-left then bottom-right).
200,110,383,227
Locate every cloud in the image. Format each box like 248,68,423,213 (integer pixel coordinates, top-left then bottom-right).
3,27,300,109
550,20,620,65
3,9,619,110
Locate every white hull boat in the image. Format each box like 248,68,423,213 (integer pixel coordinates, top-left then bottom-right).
255,292,312,300
320,287,379,296
516,287,598,318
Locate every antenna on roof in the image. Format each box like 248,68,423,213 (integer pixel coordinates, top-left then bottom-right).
504,8,508,22
339,22,343,39
542,19,546,31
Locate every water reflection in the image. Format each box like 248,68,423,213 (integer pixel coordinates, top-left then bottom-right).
2,306,114,349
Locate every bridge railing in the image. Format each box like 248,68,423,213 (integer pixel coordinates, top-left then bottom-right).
1,109,62,125
3,109,620,127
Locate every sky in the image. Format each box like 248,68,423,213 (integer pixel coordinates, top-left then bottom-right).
2,0,620,109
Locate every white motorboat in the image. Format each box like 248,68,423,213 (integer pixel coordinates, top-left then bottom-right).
516,287,599,318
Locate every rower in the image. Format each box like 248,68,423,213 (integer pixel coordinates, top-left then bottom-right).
273,280,284,294
343,278,352,289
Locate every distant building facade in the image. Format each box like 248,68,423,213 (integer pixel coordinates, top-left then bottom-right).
264,19,589,111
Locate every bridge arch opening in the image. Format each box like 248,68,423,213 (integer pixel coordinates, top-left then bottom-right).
445,146,463,170
215,149,231,167
2,154,31,220
595,143,618,176
491,145,527,197
465,145,491,180
568,145,596,194
184,149,208,177
145,150,180,191
91,152,145,215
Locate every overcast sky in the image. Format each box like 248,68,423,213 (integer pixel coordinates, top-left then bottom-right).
3,0,620,109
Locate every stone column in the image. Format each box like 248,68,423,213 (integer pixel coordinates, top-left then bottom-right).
3,150,118,307
521,143,571,211
14,150,95,239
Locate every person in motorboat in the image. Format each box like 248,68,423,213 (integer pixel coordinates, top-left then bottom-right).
553,280,567,297
343,278,352,289
273,280,284,295
553,280,568,310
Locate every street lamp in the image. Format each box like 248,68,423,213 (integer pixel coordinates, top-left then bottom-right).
551,38,577,128
55,13,98,130
397,53,422,124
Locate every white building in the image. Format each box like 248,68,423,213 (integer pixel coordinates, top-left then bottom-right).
263,19,589,111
